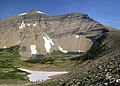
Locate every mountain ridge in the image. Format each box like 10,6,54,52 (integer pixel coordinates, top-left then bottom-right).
0,10,119,59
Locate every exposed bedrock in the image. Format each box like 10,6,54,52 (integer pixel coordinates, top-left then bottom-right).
0,10,110,59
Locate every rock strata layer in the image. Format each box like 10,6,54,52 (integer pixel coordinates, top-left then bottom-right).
0,10,110,58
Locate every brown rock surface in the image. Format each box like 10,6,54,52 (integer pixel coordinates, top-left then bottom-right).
0,10,115,59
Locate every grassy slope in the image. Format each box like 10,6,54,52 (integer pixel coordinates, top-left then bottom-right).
0,47,30,85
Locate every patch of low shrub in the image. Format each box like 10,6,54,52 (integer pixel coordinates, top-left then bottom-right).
27,50,64,64
19,46,27,52
0,71,26,80
0,72,17,79
0,60,14,68
27,55,55,64
71,44,107,61
4,45,19,53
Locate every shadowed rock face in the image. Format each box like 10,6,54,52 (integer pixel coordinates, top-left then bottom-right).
0,10,109,59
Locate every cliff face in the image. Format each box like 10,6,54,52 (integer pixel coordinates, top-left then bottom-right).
0,10,109,59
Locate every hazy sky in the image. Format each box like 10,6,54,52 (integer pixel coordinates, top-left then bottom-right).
0,0,120,29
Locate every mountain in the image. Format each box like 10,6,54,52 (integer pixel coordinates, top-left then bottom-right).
0,10,120,86
0,10,118,59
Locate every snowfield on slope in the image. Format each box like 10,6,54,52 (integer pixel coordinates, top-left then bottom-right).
59,46,68,53
19,21,25,29
30,45,37,55
43,35,54,52
18,68,68,82
19,12,27,15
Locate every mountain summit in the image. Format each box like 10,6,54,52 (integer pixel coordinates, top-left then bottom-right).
19,10,44,15
0,10,118,59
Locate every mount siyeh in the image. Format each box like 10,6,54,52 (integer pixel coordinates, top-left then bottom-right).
0,10,117,59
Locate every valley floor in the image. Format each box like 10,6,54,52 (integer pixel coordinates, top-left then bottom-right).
0,51,77,85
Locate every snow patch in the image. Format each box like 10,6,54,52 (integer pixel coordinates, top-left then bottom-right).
59,46,68,53
33,23,37,27
78,50,84,52
43,36,51,53
75,35,79,38
46,35,54,46
43,35,54,53
18,68,68,82
3,46,6,48
19,12,27,15
37,11,43,14
18,68,32,73
30,45,37,55
19,21,25,29
51,28,54,31
27,24,30,26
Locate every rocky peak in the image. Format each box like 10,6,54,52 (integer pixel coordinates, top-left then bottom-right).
18,9,44,16
26,9,44,15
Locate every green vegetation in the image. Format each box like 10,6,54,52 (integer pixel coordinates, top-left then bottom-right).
0,70,26,80
112,39,120,48
81,44,107,61
19,46,27,52
0,60,14,68
0,45,29,84
27,55,50,64
47,50,64,58
71,44,107,61
27,50,65,64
